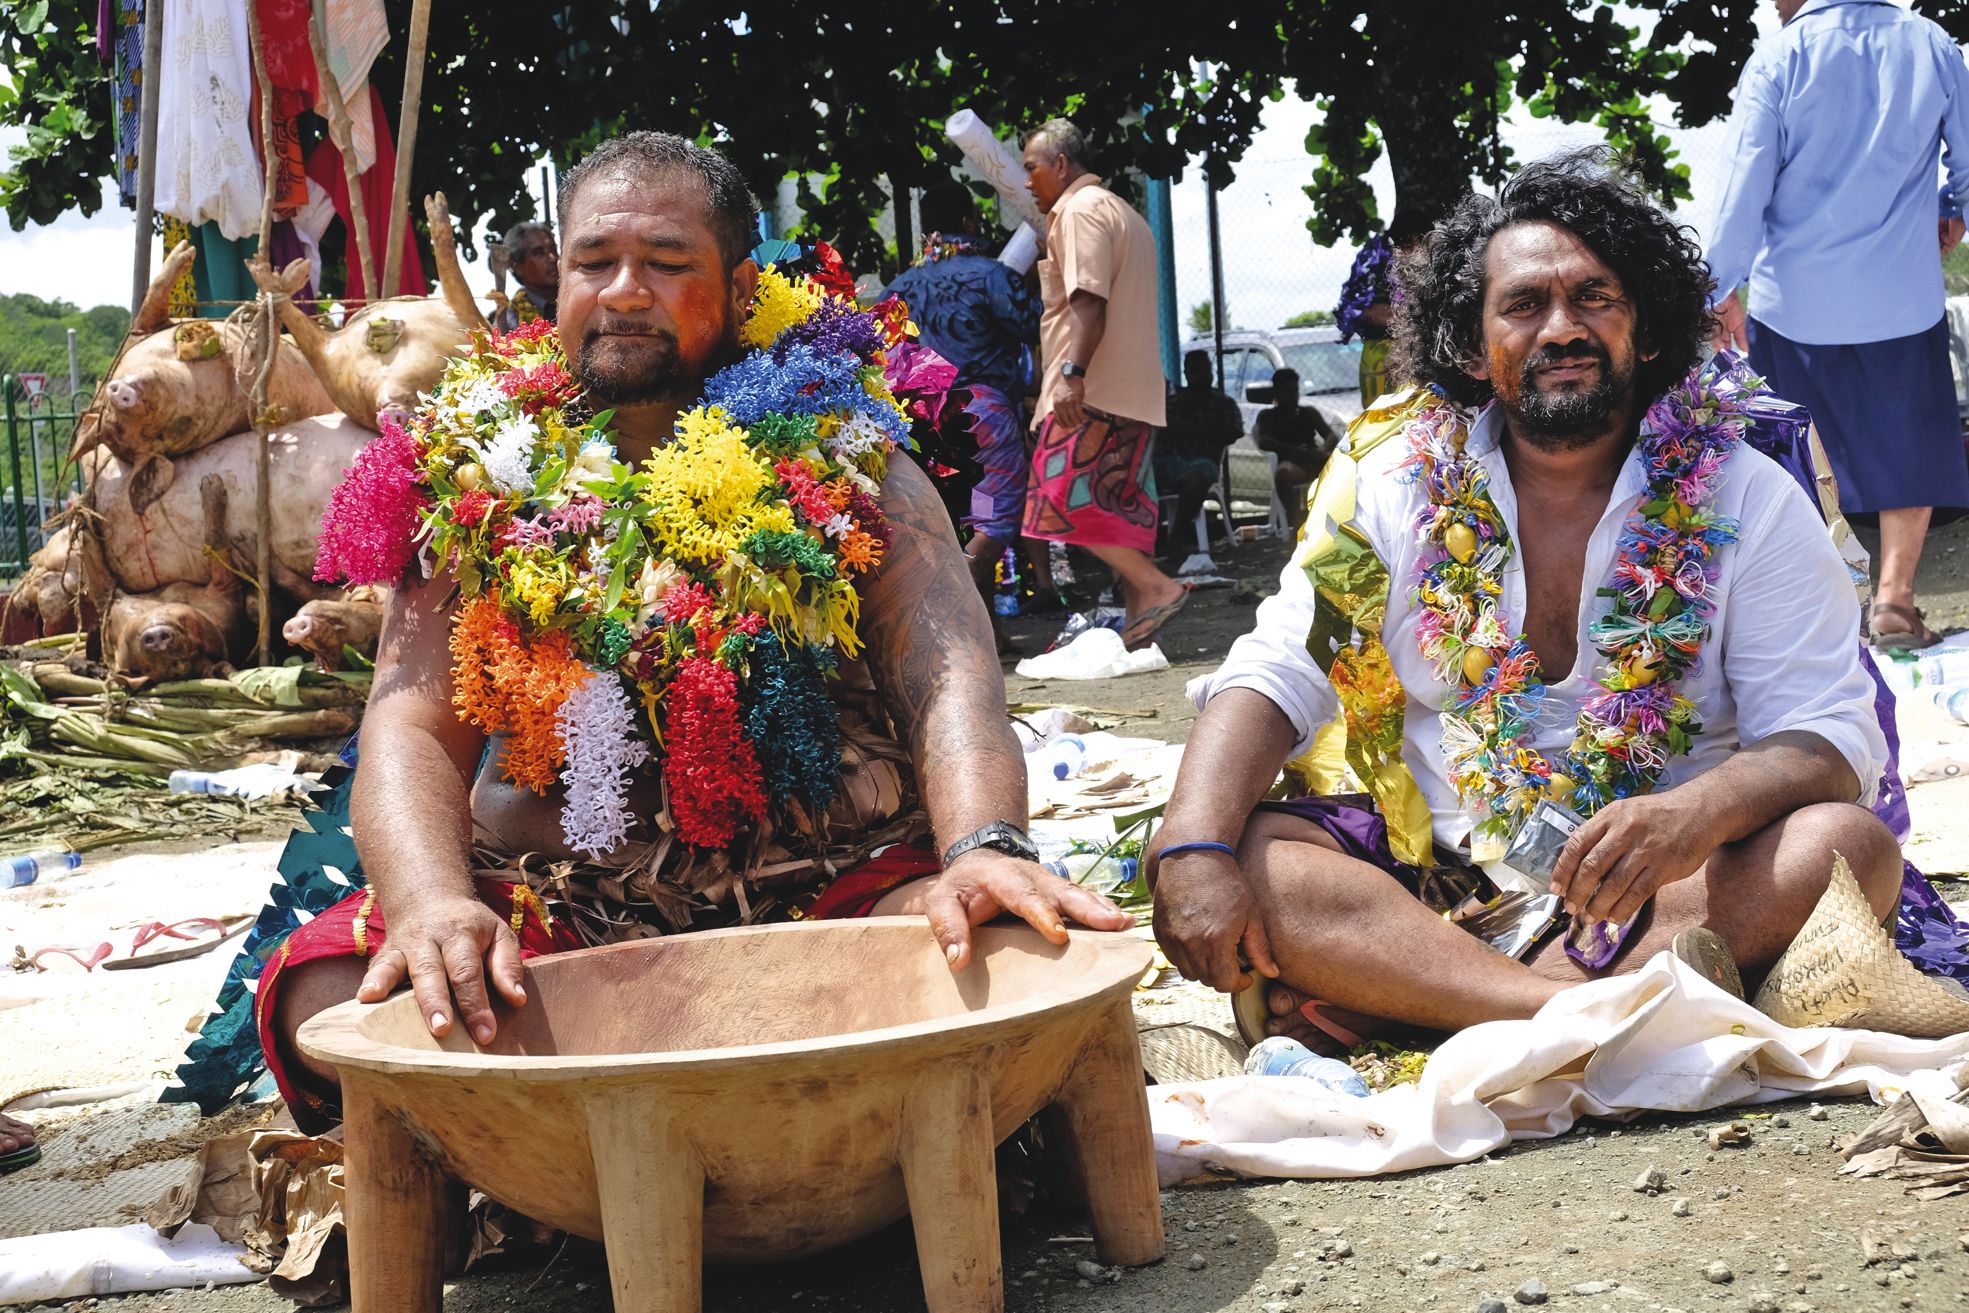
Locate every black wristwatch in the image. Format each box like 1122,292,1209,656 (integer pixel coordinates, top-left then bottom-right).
1059,360,1087,378
941,820,1040,868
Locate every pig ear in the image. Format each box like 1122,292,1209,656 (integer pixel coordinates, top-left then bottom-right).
426,191,492,337
133,244,196,335
128,454,177,516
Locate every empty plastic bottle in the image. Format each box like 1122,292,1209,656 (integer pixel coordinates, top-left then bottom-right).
1030,734,1087,781
1933,684,1969,726
1244,1035,1371,1097
1,849,82,890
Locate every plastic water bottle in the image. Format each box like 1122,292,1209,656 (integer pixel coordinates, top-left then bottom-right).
1031,735,1088,781
1244,1035,1371,1098
1933,684,1969,726
1,850,82,890
1912,649,1969,688
169,770,229,796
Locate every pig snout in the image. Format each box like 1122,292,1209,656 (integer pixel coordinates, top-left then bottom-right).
283,613,316,645
140,620,190,656
106,378,141,410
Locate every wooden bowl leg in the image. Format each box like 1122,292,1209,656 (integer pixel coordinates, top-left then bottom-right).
1050,999,1166,1267
342,1076,452,1313
585,1091,706,1313
899,1060,1004,1313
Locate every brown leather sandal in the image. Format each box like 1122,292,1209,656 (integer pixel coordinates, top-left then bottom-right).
1868,601,1942,652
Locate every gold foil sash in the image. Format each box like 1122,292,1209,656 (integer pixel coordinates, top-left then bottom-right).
1285,389,1437,867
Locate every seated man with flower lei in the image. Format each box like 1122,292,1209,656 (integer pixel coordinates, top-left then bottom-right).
263,131,1127,1124
1150,150,1902,1050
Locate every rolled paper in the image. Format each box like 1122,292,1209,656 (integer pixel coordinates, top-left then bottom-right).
945,109,1046,230
999,222,1040,274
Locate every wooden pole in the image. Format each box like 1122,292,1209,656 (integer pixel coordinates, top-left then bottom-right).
309,0,377,301
382,0,434,299
246,0,281,669
130,0,164,315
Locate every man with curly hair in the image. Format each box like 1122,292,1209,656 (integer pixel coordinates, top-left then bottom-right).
1147,151,1901,1051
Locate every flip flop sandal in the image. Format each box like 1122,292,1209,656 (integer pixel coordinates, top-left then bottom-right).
0,1142,40,1175
1121,589,1190,652
1230,979,1365,1053
102,917,251,971
1671,927,1744,1001
28,942,113,973
1868,601,1942,651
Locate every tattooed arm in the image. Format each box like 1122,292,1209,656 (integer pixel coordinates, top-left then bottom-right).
862,457,1129,965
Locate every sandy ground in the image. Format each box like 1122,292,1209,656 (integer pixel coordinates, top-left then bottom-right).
14,519,1969,1312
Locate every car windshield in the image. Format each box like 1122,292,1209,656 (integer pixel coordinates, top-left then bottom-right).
1277,340,1362,395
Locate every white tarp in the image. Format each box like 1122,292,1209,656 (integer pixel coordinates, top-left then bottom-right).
1150,954,1969,1187
0,1223,257,1305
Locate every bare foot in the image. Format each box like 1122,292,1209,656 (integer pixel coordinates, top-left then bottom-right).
1263,983,1379,1056
1,1111,37,1156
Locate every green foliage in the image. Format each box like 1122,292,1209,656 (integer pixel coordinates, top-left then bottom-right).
1283,308,1334,327
0,292,127,388
1187,299,1231,335
6,0,1882,275
2,0,114,230
1289,0,1763,246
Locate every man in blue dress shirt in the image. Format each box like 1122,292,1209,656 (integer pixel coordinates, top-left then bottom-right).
1707,0,1969,649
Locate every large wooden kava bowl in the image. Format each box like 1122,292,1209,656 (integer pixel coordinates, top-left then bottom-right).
299,917,1164,1312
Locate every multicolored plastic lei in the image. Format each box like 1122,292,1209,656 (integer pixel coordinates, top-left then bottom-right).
1398,369,1748,857
317,249,938,857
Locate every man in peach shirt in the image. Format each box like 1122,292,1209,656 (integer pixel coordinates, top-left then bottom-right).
1020,119,1187,650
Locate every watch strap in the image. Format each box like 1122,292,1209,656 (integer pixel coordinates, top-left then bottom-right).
941,821,1038,868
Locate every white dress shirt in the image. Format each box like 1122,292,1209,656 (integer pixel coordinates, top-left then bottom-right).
1188,404,1887,850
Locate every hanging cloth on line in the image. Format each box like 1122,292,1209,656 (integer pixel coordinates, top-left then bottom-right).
303,84,427,302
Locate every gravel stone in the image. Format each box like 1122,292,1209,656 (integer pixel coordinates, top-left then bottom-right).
1671,1198,1693,1217
1807,1104,1829,1121
1573,1281,1616,1295
1184,1253,1207,1271
1514,1278,1550,1305
1773,1116,1791,1128
1074,1260,1104,1281
1633,1167,1666,1194
1328,1239,1354,1259
1609,1210,1628,1222
1748,1298,1779,1313
1707,1261,1736,1284
1422,1251,1442,1265
1478,1302,1510,1313
1791,1144,1810,1156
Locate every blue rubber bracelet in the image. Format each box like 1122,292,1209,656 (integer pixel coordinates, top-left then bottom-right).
1156,840,1236,860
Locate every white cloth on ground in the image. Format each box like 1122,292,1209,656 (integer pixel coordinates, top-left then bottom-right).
0,1223,256,1304
1187,402,1889,851
153,0,261,240
1150,953,1969,1187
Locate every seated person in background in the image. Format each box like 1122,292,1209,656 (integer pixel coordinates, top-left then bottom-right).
1156,348,1245,531
1149,151,1899,1055
1253,367,1342,528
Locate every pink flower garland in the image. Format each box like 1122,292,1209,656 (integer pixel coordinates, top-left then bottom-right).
314,417,430,585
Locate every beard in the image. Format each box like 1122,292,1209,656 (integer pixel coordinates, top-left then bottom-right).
575,323,690,407
1501,341,1634,451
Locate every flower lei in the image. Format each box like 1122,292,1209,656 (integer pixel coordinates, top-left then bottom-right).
918,231,986,265
1398,369,1747,857
317,247,942,858
1334,233,1394,343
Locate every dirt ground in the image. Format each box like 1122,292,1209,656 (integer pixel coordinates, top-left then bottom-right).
46,1097,1969,1313
25,519,1969,1313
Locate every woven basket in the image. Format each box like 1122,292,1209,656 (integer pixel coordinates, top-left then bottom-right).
1752,853,1969,1038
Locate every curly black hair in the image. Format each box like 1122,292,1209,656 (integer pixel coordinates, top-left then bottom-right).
1391,148,1715,410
